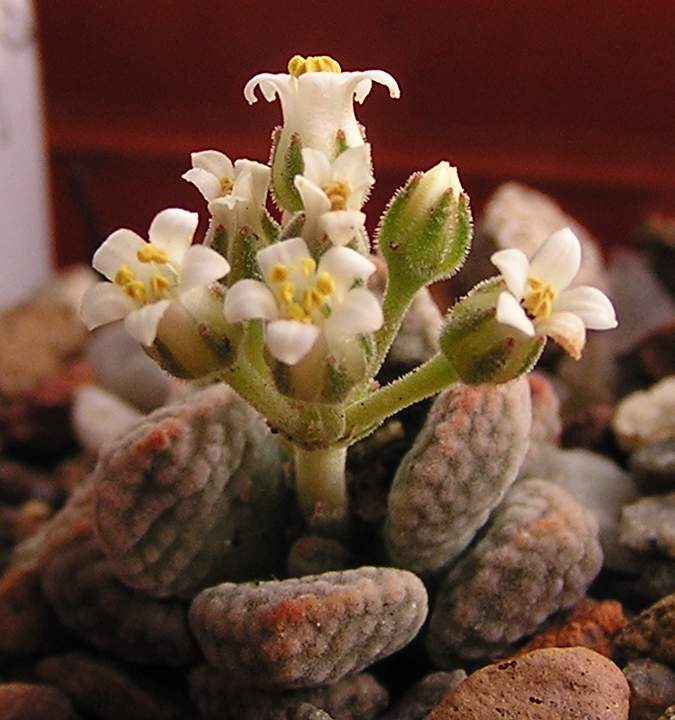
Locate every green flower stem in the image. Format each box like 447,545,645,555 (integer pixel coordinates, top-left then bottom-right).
344,353,459,444
293,445,348,531
371,277,416,376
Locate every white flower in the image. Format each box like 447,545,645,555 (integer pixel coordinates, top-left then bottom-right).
491,227,617,359
244,54,400,159
81,209,230,346
224,236,382,365
182,150,270,233
294,145,373,246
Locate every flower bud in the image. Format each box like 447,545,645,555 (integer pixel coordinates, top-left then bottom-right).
440,279,545,385
146,286,241,380
378,162,472,294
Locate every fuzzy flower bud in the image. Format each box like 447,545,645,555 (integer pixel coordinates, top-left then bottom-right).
440,278,545,385
378,162,471,294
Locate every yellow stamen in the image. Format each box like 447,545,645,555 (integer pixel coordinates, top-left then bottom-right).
150,275,171,298
269,263,289,283
114,265,135,286
137,244,169,264
288,54,341,78
220,177,234,196
322,180,351,211
315,272,336,296
287,302,311,323
301,257,316,277
523,277,557,320
302,287,324,312
124,281,146,303
278,281,296,305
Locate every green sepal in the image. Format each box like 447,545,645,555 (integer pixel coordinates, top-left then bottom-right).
335,129,349,156
271,130,304,213
278,212,306,241
440,278,545,385
227,226,266,285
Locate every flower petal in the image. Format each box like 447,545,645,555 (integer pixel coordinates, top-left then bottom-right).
224,279,279,323
332,144,373,194
319,211,366,247
352,70,401,102
553,286,618,330
266,319,321,365
536,311,586,360
92,229,147,281
301,148,332,188
496,291,535,336
529,227,581,291
179,245,230,294
233,159,271,207
182,168,223,202
123,300,171,346
317,246,376,297
295,175,332,217
256,237,312,280
148,209,199,266
243,73,290,104
490,249,530,299
324,287,383,348
80,282,137,330
191,150,234,179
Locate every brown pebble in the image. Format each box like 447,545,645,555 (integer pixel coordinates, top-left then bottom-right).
427,647,629,719
0,564,48,656
0,682,77,720
14,499,53,542
637,320,675,382
623,658,675,720
515,597,626,658
36,653,185,720
561,403,615,453
616,592,675,665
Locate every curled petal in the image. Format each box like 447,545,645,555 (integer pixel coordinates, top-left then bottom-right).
80,282,136,330
301,148,332,188
190,150,234,180
496,291,535,336
180,245,230,294
224,279,279,323
319,211,366,247
182,168,223,202
352,70,401,102
243,73,289,104
256,237,312,280
553,286,618,330
529,227,581,292
266,319,321,365
324,287,383,349
123,300,171,346
490,249,529,300
148,209,199,266
317,246,376,297
93,229,147,281
536,311,586,359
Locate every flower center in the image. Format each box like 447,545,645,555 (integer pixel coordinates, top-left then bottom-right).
268,259,336,324
287,54,342,78
220,177,234,196
523,276,557,320
113,243,177,304
322,180,351,211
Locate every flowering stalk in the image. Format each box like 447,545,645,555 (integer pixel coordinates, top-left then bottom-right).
81,54,617,536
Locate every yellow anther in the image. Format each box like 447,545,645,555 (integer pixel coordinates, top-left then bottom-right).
114,265,135,286
278,281,296,305
150,274,171,298
322,180,351,211
523,277,557,320
301,257,316,277
220,177,234,196
124,281,147,303
287,302,310,323
302,287,324,312
269,263,289,283
137,244,169,264
288,54,341,78
315,272,336,296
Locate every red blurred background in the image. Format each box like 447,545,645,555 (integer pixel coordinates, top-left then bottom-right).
36,1,675,267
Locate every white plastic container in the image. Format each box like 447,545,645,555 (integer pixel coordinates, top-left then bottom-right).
0,0,50,309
